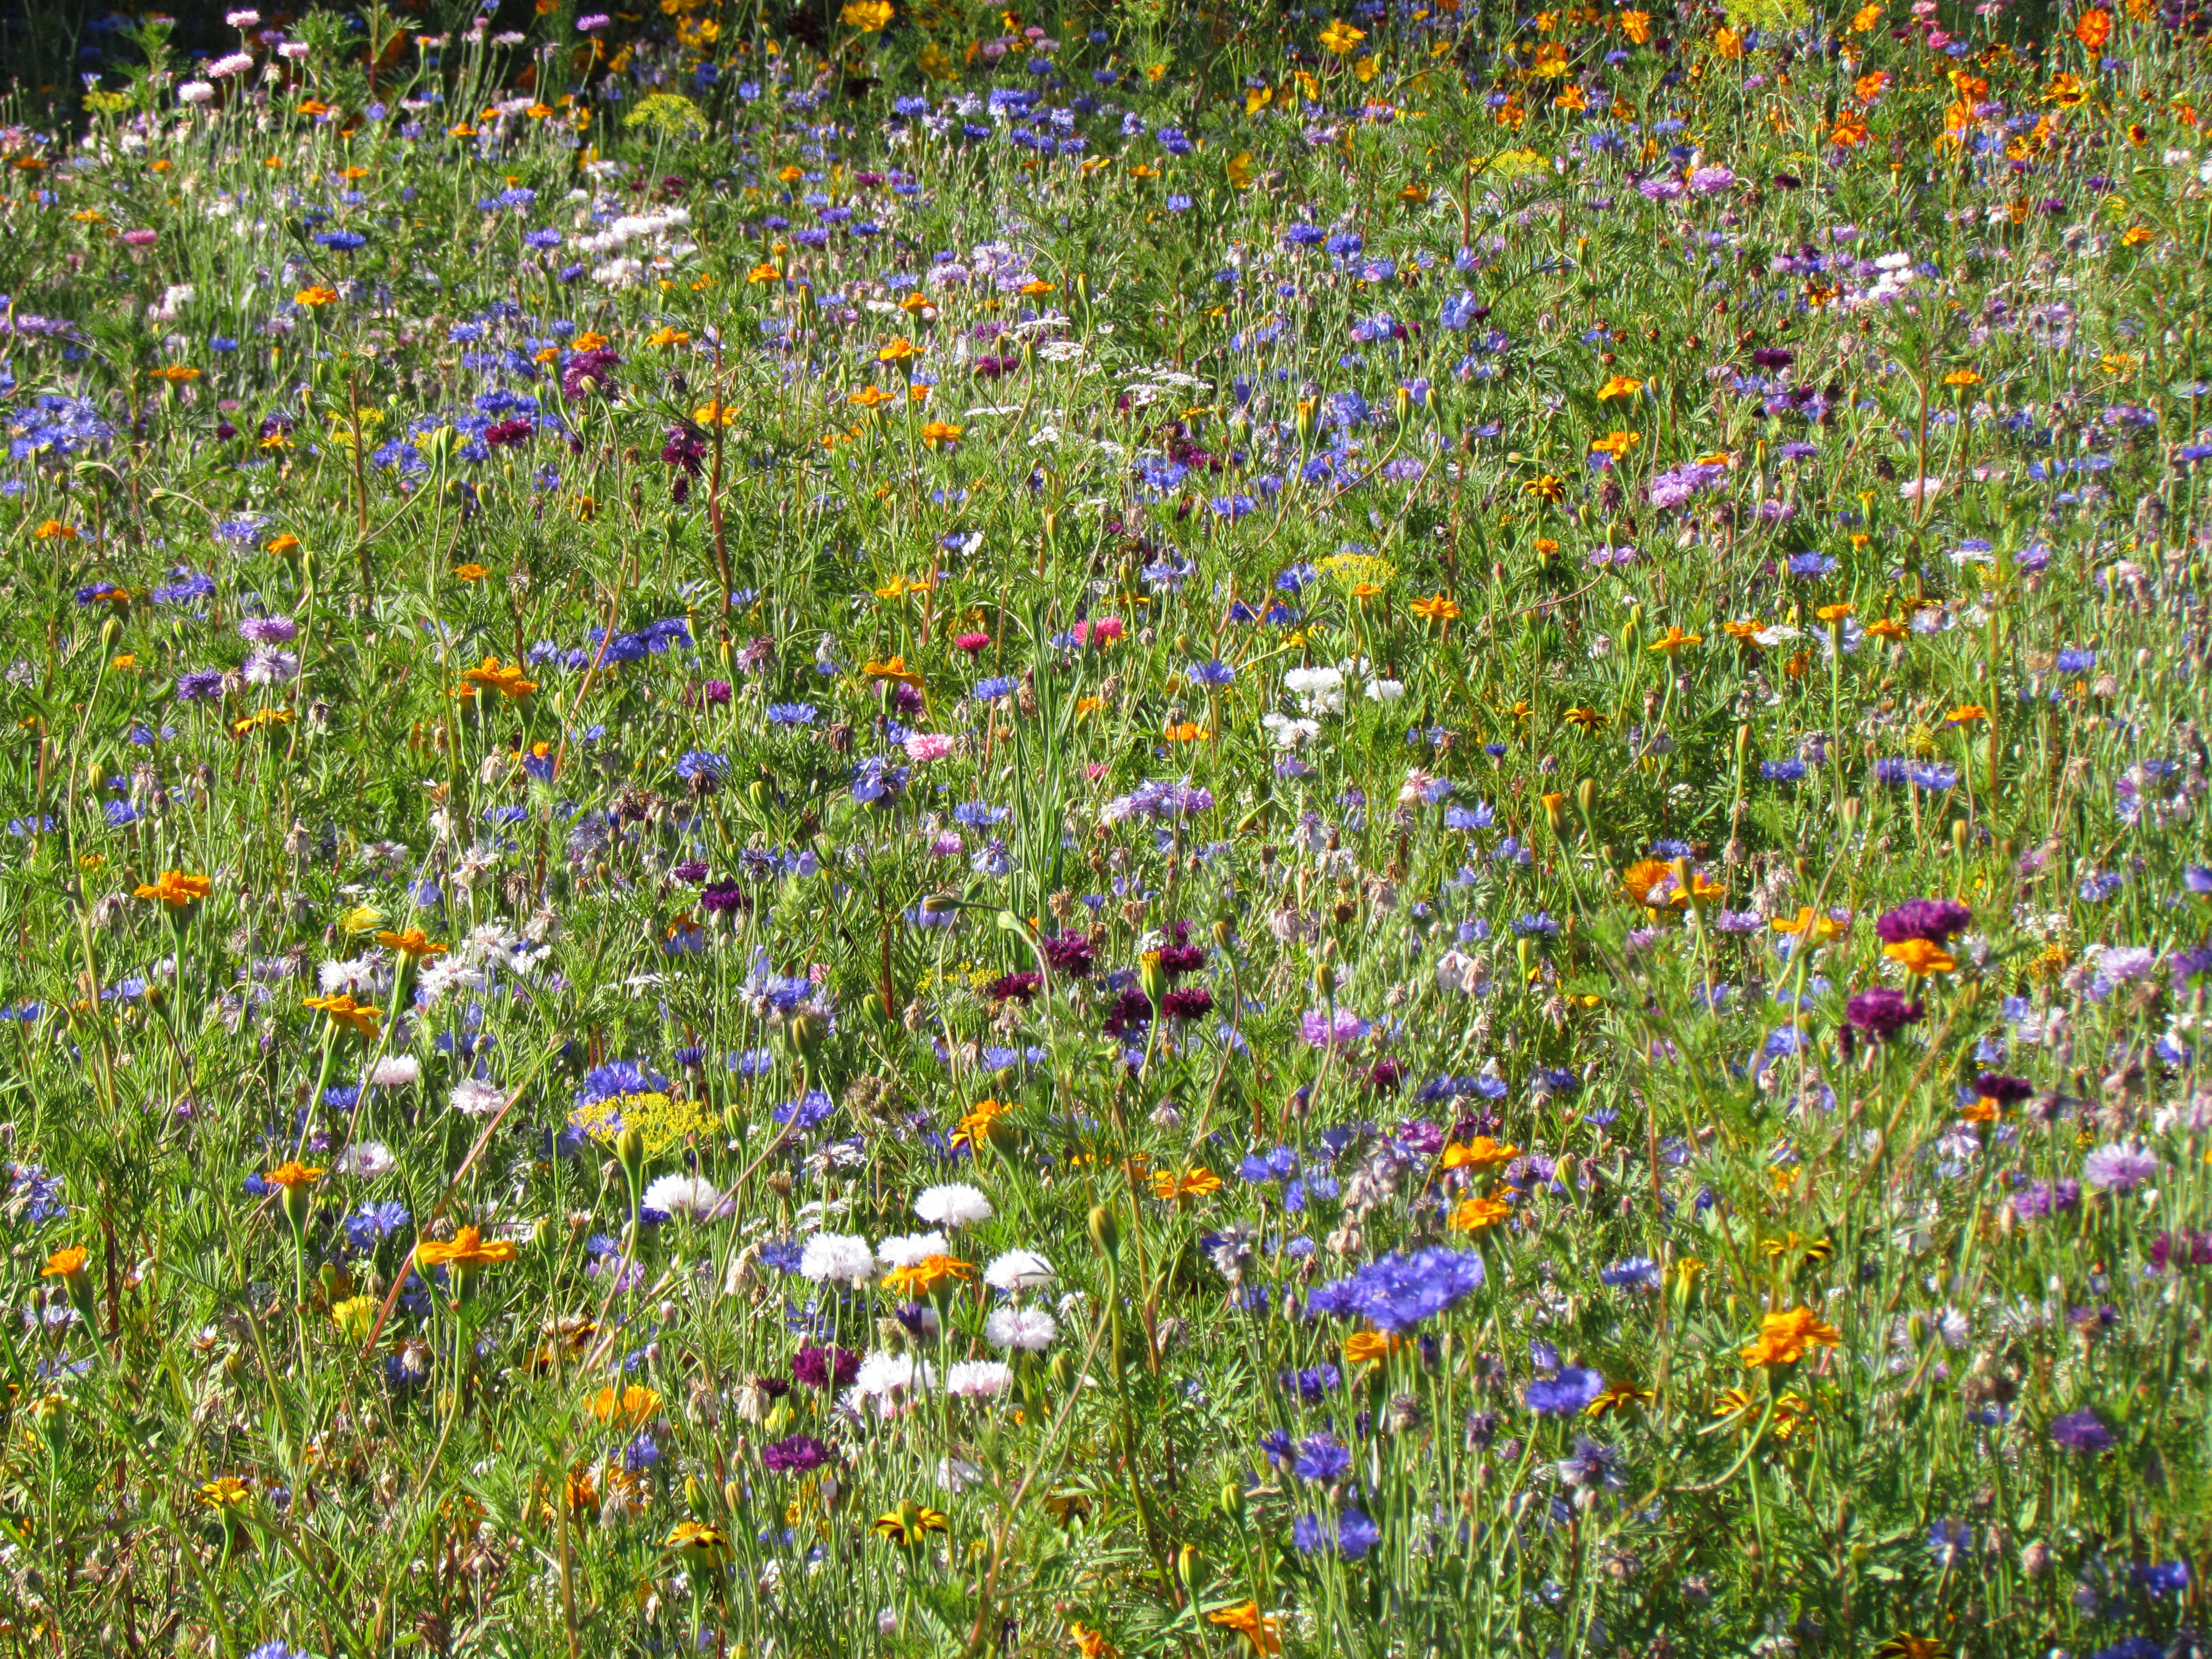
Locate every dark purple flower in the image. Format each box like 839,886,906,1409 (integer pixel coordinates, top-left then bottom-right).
698,881,746,916
1155,943,1207,979
702,679,732,705
1040,930,1094,976
986,971,1042,1004
791,1343,858,1390
672,859,709,882
562,347,621,400
1973,1072,2034,1104
1874,899,1972,944
1846,987,1924,1039
1161,986,1214,1022
2050,1408,2113,1454
2014,1178,2082,1221
760,1433,833,1474
1100,987,1154,1037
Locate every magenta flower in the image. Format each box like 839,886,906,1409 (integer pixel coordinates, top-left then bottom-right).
1300,1007,1369,1047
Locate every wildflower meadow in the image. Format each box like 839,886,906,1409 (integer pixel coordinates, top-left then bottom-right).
4,0,2212,1652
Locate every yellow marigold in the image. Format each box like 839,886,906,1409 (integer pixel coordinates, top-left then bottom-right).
1883,938,1955,976
1739,1305,1840,1368
1450,1195,1513,1231
590,1384,664,1430
135,869,212,908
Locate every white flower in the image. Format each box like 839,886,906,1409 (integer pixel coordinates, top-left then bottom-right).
1434,948,1480,994
224,8,261,24
318,955,382,995
415,957,485,1006
207,51,255,77
877,1230,949,1268
449,1077,506,1116
983,1248,1055,1291
1284,665,1346,713
944,1359,1013,1399
643,1174,725,1220
984,1307,1058,1351
844,1350,933,1417
914,1183,992,1227
800,1232,876,1286
1261,711,1321,750
243,646,297,685
368,1055,421,1088
178,80,216,104
1366,677,1405,703
332,1140,395,1178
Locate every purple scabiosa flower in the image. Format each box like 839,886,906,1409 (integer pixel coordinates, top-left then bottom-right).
2081,1143,2160,1192
2050,1409,2113,1454
1845,988,1924,1040
792,1342,860,1389
760,1433,833,1474
1874,899,1972,944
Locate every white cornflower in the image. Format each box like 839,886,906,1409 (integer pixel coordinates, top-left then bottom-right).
983,1248,1054,1291
318,956,382,995
178,80,216,104
944,1359,1013,1399
984,1307,1058,1351
643,1174,724,1220
368,1055,421,1088
449,1077,506,1117
332,1140,395,1178
415,957,485,1007
800,1233,876,1286
914,1183,992,1227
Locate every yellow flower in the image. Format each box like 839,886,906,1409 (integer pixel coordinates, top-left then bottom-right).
840,0,892,29
1521,473,1565,502
1589,429,1642,457
198,1475,253,1510
1596,374,1644,400
294,285,339,308
1942,369,1982,387
1318,19,1367,53
135,869,212,908
1410,592,1462,625
873,1499,949,1544
1883,938,1955,976
263,1161,326,1190
1562,706,1605,731
1739,1305,1841,1368
862,654,926,691
460,657,539,699
665,1519,734,1564
1586,1379,1654,1417
1944,704,1988,725
1646,625,1701,655
331,1294,379,1342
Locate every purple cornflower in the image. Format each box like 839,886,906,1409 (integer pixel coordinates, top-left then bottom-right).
2050,1409,2113,1454
1845,988,1924,1040
1525,1368,1607,1416
2082,1143,2160,1193
791,1343,859,1389
760,1433,833,1474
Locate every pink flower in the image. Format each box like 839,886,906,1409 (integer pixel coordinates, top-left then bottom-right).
1300,1007,1369,1047
1072,617,1123,646
121,228,158,248
905,733,956,762
953,632,991,653
1084,762,1108,780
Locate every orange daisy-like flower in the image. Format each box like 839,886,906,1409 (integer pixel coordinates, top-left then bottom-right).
862,655,926,692
303,992,382,1037
1944,704,1989,725
1449,1195,1513,1231
41,1245,92,1286
1620,859,1678,908
589,1384,664,1430
877,336,919,364
1864,618,1910,642
1596,374,1644,401
1883,938,1956,976
1739,1305,1841,1368
376,928,448,960
1207,1602,1283,1655
263,1161,326,1190
1342,1331,1408,1364
1770,906,1844,941
459,657,538,699
1440,1136,1520,1172
294,285,339,308
1151,1166,1224,1201
1409,592,1462,624
848,384,895,409
417,1225,519,1271
135,869,212,909
881,1252,975,1299
951,1098,1009,1152
920,420,964,448
1646,625,1702,655
1562,706,1606,731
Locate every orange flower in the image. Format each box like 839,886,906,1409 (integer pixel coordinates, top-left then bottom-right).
263,1161,326,1190
1831,115,1870,147
1646,624,1701,655
417,1225,519,1271
1620,859,1677,908
294,285,339,308
1883,938,1955,976
1343,1331,1407,1363
135,869,212,908
1151,1166,1223,1201
303,992,382,1037
1207,1602,1282,1655
848,384,894,408
589,1384,664,1430
375,928,449,960
1440,1136,1519,1171
1864,618,1909,642
1944,704,1988,725
1588,429,1642,457
1068,1622,1117,1658
863,655,926,692
877,336,919,364
1770,906,1844,941
41,1245,91,1286
1740,1305,1841,1368
452,563,489,582
2074,5,2112,47
920,420,964,448
1815,602,1854,623
952,1098,1010,1151
1942,369,1983,387
881,1252,975,1298
1409,592,1461,624
267,533,301,556
33,519,78,540
460,657,538,699
1596,374,1644,400
1450,1195,1514,1231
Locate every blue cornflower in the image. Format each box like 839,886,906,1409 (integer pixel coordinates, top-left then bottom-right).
1291,1434,1352,1482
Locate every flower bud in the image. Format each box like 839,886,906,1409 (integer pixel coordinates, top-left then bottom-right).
1086,1203,1120,1261
1219,1480,1245,1523
1138,949,1167,1006
615,1125,647,1198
